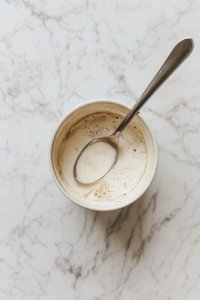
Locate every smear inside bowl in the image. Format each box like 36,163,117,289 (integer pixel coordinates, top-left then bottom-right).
51,101,157,210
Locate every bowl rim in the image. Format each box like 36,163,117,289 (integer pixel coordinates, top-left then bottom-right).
49,99,158,211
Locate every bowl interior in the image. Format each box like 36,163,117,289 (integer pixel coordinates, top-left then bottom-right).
50,100,157,211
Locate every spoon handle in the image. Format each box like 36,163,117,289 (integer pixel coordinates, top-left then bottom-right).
113,38,194,136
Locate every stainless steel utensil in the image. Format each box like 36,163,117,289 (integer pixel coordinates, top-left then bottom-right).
73,38,194,185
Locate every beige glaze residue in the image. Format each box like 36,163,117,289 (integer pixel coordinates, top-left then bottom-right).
76,142,116,184
55,112,149,204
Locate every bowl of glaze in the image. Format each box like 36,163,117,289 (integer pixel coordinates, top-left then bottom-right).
49,99,158,211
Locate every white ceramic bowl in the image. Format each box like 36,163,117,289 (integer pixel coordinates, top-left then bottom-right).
49,99,158,211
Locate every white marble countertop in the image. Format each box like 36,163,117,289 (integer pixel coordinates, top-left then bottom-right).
0,0,200,299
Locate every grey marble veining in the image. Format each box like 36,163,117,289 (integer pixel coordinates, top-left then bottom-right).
0,0,200,299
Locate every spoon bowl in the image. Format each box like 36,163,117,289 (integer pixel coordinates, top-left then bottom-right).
73,135,119,185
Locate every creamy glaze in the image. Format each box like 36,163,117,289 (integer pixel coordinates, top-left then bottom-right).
55,112,149,204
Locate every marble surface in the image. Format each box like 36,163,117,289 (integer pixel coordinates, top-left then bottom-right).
0,0,200,299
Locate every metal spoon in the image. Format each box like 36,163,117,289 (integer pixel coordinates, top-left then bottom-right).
73,38,194,185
